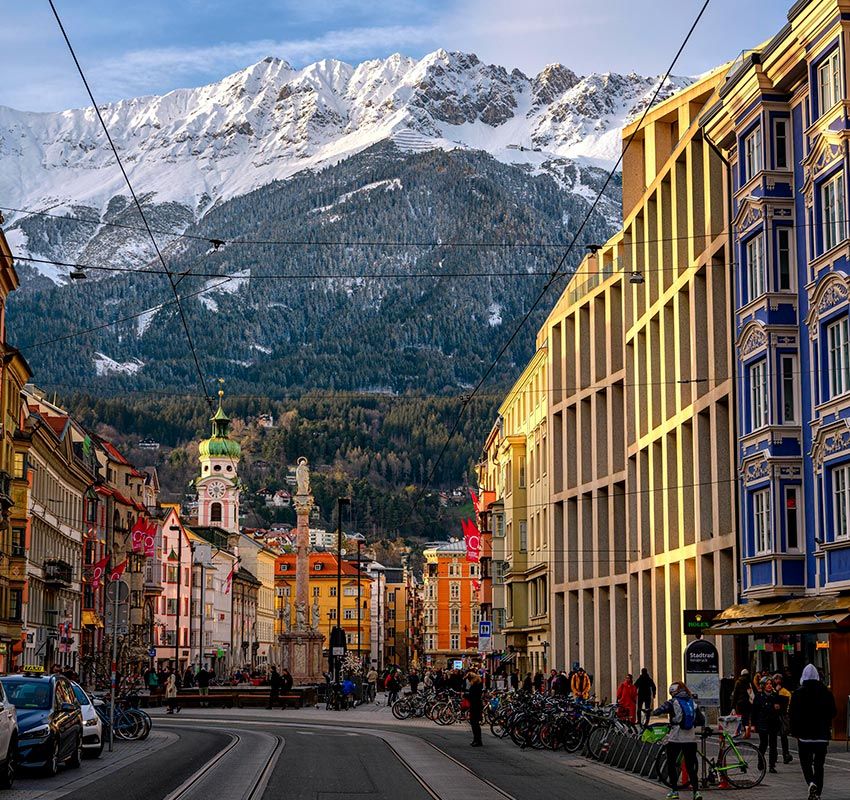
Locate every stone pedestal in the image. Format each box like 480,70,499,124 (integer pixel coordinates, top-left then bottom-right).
278,630,325,684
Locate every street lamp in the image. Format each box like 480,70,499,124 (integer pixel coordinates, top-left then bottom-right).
169,523,182,674
333,497,351,684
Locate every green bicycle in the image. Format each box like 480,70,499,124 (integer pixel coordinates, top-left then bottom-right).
655,728,766,790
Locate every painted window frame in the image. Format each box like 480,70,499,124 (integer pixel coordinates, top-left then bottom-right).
450,633,460,650
777,226,794,291
774,117,790,170
743,125,763,183
747,233,766,300
784,486,801,551
821,171,846,253
780,354,798,424
519,520,528,552
826,316,850,398
818,48,842,117
749,359,769,430
753,488,772,555
833,463,850,541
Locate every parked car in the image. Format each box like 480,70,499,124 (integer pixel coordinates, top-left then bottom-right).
0,681,18,788
70,683,102,758
0,673,83,776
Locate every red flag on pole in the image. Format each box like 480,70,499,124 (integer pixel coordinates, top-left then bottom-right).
109,560,128,582
143,522,157,558
470,490,480,515
130,516,147,553
224,563,236,594
90,555,110,590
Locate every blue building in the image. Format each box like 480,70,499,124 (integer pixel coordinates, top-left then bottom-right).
702,0,850,734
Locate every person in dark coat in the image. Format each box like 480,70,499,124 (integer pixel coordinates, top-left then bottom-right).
790,664,837,800
751,677,781,772
522,673,533,693
509,670,519,692
532,671,545,693
634,667,656,726
466,672,484,747
731,669,753,738
196,664,210,707
267,666,283,709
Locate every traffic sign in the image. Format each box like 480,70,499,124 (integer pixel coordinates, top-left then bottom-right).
106,580,130,604
478,621,492,639
148,647,156,658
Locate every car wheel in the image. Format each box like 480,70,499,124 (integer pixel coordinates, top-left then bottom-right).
83,741,104,760
0,740,16,789
68,736,83,769
42,739,59,778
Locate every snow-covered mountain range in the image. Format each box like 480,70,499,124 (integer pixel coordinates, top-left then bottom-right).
0,50,689,281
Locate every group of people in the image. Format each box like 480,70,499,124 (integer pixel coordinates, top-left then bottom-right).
662,665,836,800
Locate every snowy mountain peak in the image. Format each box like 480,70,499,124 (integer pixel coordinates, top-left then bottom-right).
0,49,692,282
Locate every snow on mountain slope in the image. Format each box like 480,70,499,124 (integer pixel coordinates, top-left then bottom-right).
0,49,691,281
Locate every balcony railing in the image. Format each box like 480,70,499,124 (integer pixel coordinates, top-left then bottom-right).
43,559,73,587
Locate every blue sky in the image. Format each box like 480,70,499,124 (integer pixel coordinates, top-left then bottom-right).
3,0,789,111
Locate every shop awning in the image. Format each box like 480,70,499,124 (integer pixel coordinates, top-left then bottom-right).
706,596,850,635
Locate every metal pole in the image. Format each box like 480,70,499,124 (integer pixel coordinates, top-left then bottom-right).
199,561,205,670
357,540,361,665
377,572,382,674
174,527,182,673
336,498,342,683
108,576,118,753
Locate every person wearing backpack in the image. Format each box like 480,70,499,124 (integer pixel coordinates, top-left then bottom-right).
652,682,704,800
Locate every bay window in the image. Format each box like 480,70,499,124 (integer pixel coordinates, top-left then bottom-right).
754,489,771,554
743,126,762,182
833,463,850,540
818,49,841,115
750,360,768,430
747,234,766,300
827,316,850,397
822,172,846,252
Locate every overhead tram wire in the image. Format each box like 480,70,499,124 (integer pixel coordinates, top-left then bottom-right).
47,0,212,407
394,0,713,534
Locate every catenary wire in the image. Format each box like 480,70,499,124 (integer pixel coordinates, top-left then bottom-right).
394,0,714,534
48,0,212,407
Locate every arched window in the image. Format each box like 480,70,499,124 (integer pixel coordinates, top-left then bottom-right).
210,502,222,523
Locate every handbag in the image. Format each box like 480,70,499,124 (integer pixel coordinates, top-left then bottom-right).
460,698,471,711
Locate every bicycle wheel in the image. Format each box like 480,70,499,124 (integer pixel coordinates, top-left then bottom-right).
113,710,142,740
718,741,766,788
125,709,151,740
654,746,675,788
391,699,410,720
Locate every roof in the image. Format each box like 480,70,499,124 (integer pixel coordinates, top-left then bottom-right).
234,566,261,586
430,540,467,554
275,551,367,578
95,485,146,513
99,439,130,465
191,525,232,550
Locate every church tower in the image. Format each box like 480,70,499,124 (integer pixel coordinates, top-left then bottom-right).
196,385,241,533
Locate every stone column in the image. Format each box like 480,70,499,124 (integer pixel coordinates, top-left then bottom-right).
293,493,313,631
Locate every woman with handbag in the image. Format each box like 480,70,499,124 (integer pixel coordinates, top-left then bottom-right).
466,672,484,747
772,674,793,764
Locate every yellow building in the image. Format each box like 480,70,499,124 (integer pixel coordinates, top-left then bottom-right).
0,226,31,671
532,67,737,701
275,552,371,663
496,347,550,675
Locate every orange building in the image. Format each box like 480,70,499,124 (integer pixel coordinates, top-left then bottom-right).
422,541,481,668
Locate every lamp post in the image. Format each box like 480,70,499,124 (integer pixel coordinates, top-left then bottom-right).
334,496,350,683
356,537,362,667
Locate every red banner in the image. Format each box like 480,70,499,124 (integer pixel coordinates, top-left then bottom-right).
90,555,110,590
130,516,147,553
470,489,480,515
109,559,128,582
143,522,157,558
462,519,480,563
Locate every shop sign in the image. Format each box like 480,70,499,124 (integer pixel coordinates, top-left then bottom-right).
683,609,721,636
465,636,478,649
684,639,720,707
816,641,830,650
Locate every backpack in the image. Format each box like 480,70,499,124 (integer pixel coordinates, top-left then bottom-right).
675,697,696,730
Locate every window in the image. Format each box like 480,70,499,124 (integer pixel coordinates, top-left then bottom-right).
833,464,850,540
777,228,793,291
754,489,771,554
329,586,337,597
542,436,547,476
328,608,337,620
312,586,320,597
205,602,214,620
343,586,359,596
827,317,850,398
747,234,766,299
469,563,479,577
519,521,528,552
450,607,460,628
448,562,461,577
166,598,178,615
781,356,798,424
774,118,790,170
818,49,841,115
518,456,526,488
822,172,846,251
450,581,460,600
210,502,222,523
344,609,355,620
11,527,25,557
471,607,480,626
785,487,800,550
744,126,763,182
166,565,179,583
493,514,505,538
450,634,460,650
9,589,22,622
750,360,768,430
493,560,506,585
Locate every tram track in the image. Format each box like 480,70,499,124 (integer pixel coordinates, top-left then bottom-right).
158,726,284,800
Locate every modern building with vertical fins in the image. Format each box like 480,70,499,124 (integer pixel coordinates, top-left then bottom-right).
701,0,850,738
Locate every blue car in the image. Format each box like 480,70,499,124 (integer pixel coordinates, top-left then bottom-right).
0,674,83,777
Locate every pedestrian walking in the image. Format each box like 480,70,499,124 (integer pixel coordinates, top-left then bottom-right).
652,682,703,800
732,669,753,738
570,666,592,699
281,667,294,706
183,666,195,689
386,671,401,705
267,666,283,709
196,664,210,707
509,669,519,692
408,670,420,694
165,672,180,714
635,667,657,726
752,676,781,773
772,673,793,764
616,673,638,724
466,672,484,747
522,672,533,692
532,671,545,693
790,664,837,800
366,666,378,702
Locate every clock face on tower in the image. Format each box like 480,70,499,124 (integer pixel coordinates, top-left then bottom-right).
207,480,226,499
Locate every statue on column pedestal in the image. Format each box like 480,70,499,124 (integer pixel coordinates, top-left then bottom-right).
295,601,306,631
311,598,320,631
